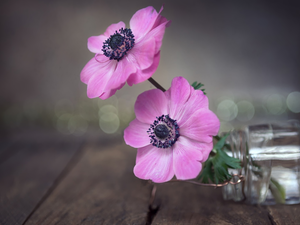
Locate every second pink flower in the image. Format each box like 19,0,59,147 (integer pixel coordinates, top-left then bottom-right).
80,6,171,100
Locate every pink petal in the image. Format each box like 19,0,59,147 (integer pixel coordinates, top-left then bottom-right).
134,89,168,124
124,119,151,148
146,17,171,53
80,54,110,84
94,53,111,63
176,88,208,125
130,6,159,41
134,145,174,183
180,109,220,143
177,136,213,162
87,74,111,99
99,86,120,100
127,35,156,71
104,59,136,91
127,52,160,86
153,6,171,29
173,141,203,180
104,21,126,37
87,35,107,53
166,77,192,120
84,58,117,98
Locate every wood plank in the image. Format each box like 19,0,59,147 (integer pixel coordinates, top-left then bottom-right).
0,134,82,225
3,129,299,224
151,182,273,224
267,204,300,225
26,140,151,225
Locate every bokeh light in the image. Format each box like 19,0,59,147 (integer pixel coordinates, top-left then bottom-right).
219,121,234,133
99,105,118,115
264,94,286,115
99,105,120,134
236,100,255,122
55,99,74,117
56,113,72,134
68,115,88,136
217,99,238,121
286,92,300,113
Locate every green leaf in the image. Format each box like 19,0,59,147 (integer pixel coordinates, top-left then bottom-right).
213,135,231,151
197,158,214,183
191,81,197,87
214,133,230,150
211,148,241,183
198,134,241,184
191,81,206,94
269,178,286,204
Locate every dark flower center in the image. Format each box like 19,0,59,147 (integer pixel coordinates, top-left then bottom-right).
147,115,180,149
154,124,169,139
109,34,124,50
102,28,135,61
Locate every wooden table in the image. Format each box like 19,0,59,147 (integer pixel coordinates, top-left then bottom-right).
1,129,299,225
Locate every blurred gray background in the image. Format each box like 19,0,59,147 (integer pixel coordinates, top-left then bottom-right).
1,0,300,136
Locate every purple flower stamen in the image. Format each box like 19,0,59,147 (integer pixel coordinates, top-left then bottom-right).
102,28,135,61
147,114,180,149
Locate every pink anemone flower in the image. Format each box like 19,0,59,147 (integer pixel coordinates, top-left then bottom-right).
124,77,220,183
80,6,171,100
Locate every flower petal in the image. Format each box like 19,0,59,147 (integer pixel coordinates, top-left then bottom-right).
127,52,160,86
87,35,106,53
134,145,174,183
130,6,160,41
146,17,171,53
180,109,220,143
134,89,168,124
80,54,110,84
153,6,171,29
82,57,117,98
166,77,192,120
104,58,136,91
176,88,208,125
173,140,203,180
87,74,111,99
104,21,125,37
124,119,151,148
127,35,156,71
99,86,119,100
177,136,213,162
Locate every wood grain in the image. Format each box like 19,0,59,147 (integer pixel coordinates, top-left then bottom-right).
151,182,272,225
0,136,82,225
267,204,300,225
1,129,300,225
25,140,150,225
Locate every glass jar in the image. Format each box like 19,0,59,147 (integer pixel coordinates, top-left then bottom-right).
222,120,300,205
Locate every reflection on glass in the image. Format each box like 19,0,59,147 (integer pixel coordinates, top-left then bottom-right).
246,121,300,204
245,156,272,204
223,120,300,205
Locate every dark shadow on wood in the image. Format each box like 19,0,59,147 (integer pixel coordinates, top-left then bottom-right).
267,210,277,225
22,140,86,225
146,205,160,225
